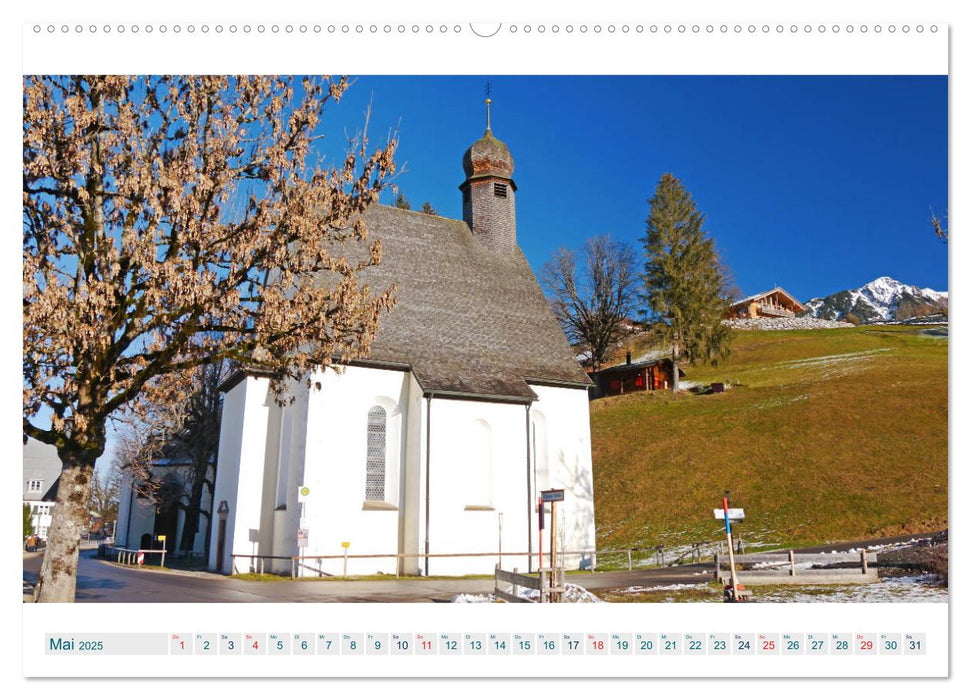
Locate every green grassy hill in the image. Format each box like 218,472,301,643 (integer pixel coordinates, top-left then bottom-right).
591,326,948,554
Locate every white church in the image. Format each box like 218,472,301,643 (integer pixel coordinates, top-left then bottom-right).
209,112,597,577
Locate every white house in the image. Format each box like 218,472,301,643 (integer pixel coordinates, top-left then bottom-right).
209,117,597,577
23,437,62,539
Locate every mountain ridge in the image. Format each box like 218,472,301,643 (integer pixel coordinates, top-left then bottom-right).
802,276,947,324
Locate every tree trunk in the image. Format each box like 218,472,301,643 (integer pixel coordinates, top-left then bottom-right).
671,344,681,393
34,458,95,602
178,467,207,554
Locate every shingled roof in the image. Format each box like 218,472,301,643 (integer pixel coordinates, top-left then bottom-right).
347,205,591,401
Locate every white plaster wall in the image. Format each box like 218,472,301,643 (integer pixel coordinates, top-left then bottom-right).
528,384,597,571
114,474,133,547
401,373,426,575
208,376,271,573
115,473,157,550
425,397,531,576
296,365,411,576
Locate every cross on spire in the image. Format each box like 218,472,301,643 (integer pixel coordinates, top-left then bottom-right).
484,81,492,132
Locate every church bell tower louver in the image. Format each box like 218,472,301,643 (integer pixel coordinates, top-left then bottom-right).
460,97,517,255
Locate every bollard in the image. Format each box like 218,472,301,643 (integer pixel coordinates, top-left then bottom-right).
291,556,297,580
713,553,720,581
789,550,796,576
861,550,868,574
627,550,632,571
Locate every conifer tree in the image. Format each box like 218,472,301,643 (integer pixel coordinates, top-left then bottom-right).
641,173,733,391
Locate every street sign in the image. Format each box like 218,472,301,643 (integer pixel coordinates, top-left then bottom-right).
541,489,565,503
298,485,311,502
157,535,166,543
136,552,145,565
713,508,745,521
297,529,309,548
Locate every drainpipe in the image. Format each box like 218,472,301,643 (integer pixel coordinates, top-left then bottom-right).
525,403,533,572
424,393,433,576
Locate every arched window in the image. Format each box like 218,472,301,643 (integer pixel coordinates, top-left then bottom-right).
365,406,387,501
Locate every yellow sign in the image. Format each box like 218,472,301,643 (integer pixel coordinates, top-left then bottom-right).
157,535,166,542
341,542,350,549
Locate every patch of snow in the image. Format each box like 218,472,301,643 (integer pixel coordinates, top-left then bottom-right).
451,593,497,603
615,583,708,594
756,576,948,603
522,582,602,603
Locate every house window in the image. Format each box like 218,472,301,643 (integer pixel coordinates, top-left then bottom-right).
365,406,387,501
493,182,507,198
27,480,43,493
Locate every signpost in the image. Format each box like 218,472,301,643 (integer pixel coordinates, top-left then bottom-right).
712,508,745,521
717,491,743,602
540,489,565,602
297,485,310,577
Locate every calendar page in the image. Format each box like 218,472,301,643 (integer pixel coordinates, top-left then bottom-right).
14,0,958,691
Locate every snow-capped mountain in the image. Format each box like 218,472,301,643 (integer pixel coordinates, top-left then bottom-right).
803,276,948,323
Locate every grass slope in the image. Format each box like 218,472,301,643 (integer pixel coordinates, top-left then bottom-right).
591,326,947,552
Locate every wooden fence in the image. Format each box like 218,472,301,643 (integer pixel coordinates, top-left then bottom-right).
714,549,878,585
494,566,565,603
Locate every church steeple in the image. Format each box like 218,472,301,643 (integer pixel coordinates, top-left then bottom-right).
460,96,517,255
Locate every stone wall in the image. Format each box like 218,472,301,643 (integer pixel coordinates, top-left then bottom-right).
723,317,854,331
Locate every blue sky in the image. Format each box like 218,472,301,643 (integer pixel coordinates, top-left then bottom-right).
321,75,948,300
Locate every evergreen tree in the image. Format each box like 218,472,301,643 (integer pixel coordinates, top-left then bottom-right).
420,201,438,216
641,173,733,391
394,192,412,210
24,503,35,539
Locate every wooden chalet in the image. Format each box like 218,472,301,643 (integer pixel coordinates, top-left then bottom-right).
728,287,806,319
588,351,685,399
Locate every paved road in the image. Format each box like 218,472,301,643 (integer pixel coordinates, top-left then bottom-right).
22,549,715,603
23,532,937,603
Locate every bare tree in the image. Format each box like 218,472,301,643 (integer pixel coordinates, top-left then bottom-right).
23,76,397,601
88,466,121,533
542,235,639,370
931,208,948,244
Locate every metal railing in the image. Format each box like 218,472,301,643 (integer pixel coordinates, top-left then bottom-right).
230,544,722,580
99,543,167,568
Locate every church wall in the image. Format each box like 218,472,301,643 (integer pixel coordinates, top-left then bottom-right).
277,381,310,573
208,376,272,574
529,384,597,571
401,373,426,575
116,472,156,551
425,397,531,576
296,365,411,576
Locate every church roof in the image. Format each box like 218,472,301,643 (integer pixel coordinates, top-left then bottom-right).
347,204,591,401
